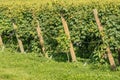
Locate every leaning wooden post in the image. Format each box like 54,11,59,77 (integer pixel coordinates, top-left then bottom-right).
0,35,4,51
61,15,77,62
93,9,116,70
36,20,48,58
13,23,25,53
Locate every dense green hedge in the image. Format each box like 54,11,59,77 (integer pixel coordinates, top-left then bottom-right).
0,0,120,62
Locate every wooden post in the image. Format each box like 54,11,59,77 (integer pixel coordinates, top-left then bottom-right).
0,35,4,51
36,20,48,58
0,35,3,47
0,35,3,46
93,9,116,70
61,15,77,62
13,23,25,53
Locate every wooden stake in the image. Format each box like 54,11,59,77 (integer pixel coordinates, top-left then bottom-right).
13,23,25,53
61,15,77,62
93,9,116,70
36,20,48,58
0,35,4,51
0,35,3,46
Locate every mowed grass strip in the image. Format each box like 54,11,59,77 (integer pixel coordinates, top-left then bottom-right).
0,51,120,80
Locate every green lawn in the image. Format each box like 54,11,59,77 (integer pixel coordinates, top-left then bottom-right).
0,51,120,80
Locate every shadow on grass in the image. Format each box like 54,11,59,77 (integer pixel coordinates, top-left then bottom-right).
51,52,71,62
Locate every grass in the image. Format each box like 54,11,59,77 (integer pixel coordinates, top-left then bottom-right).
0,50,120,80
0,0,120,8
